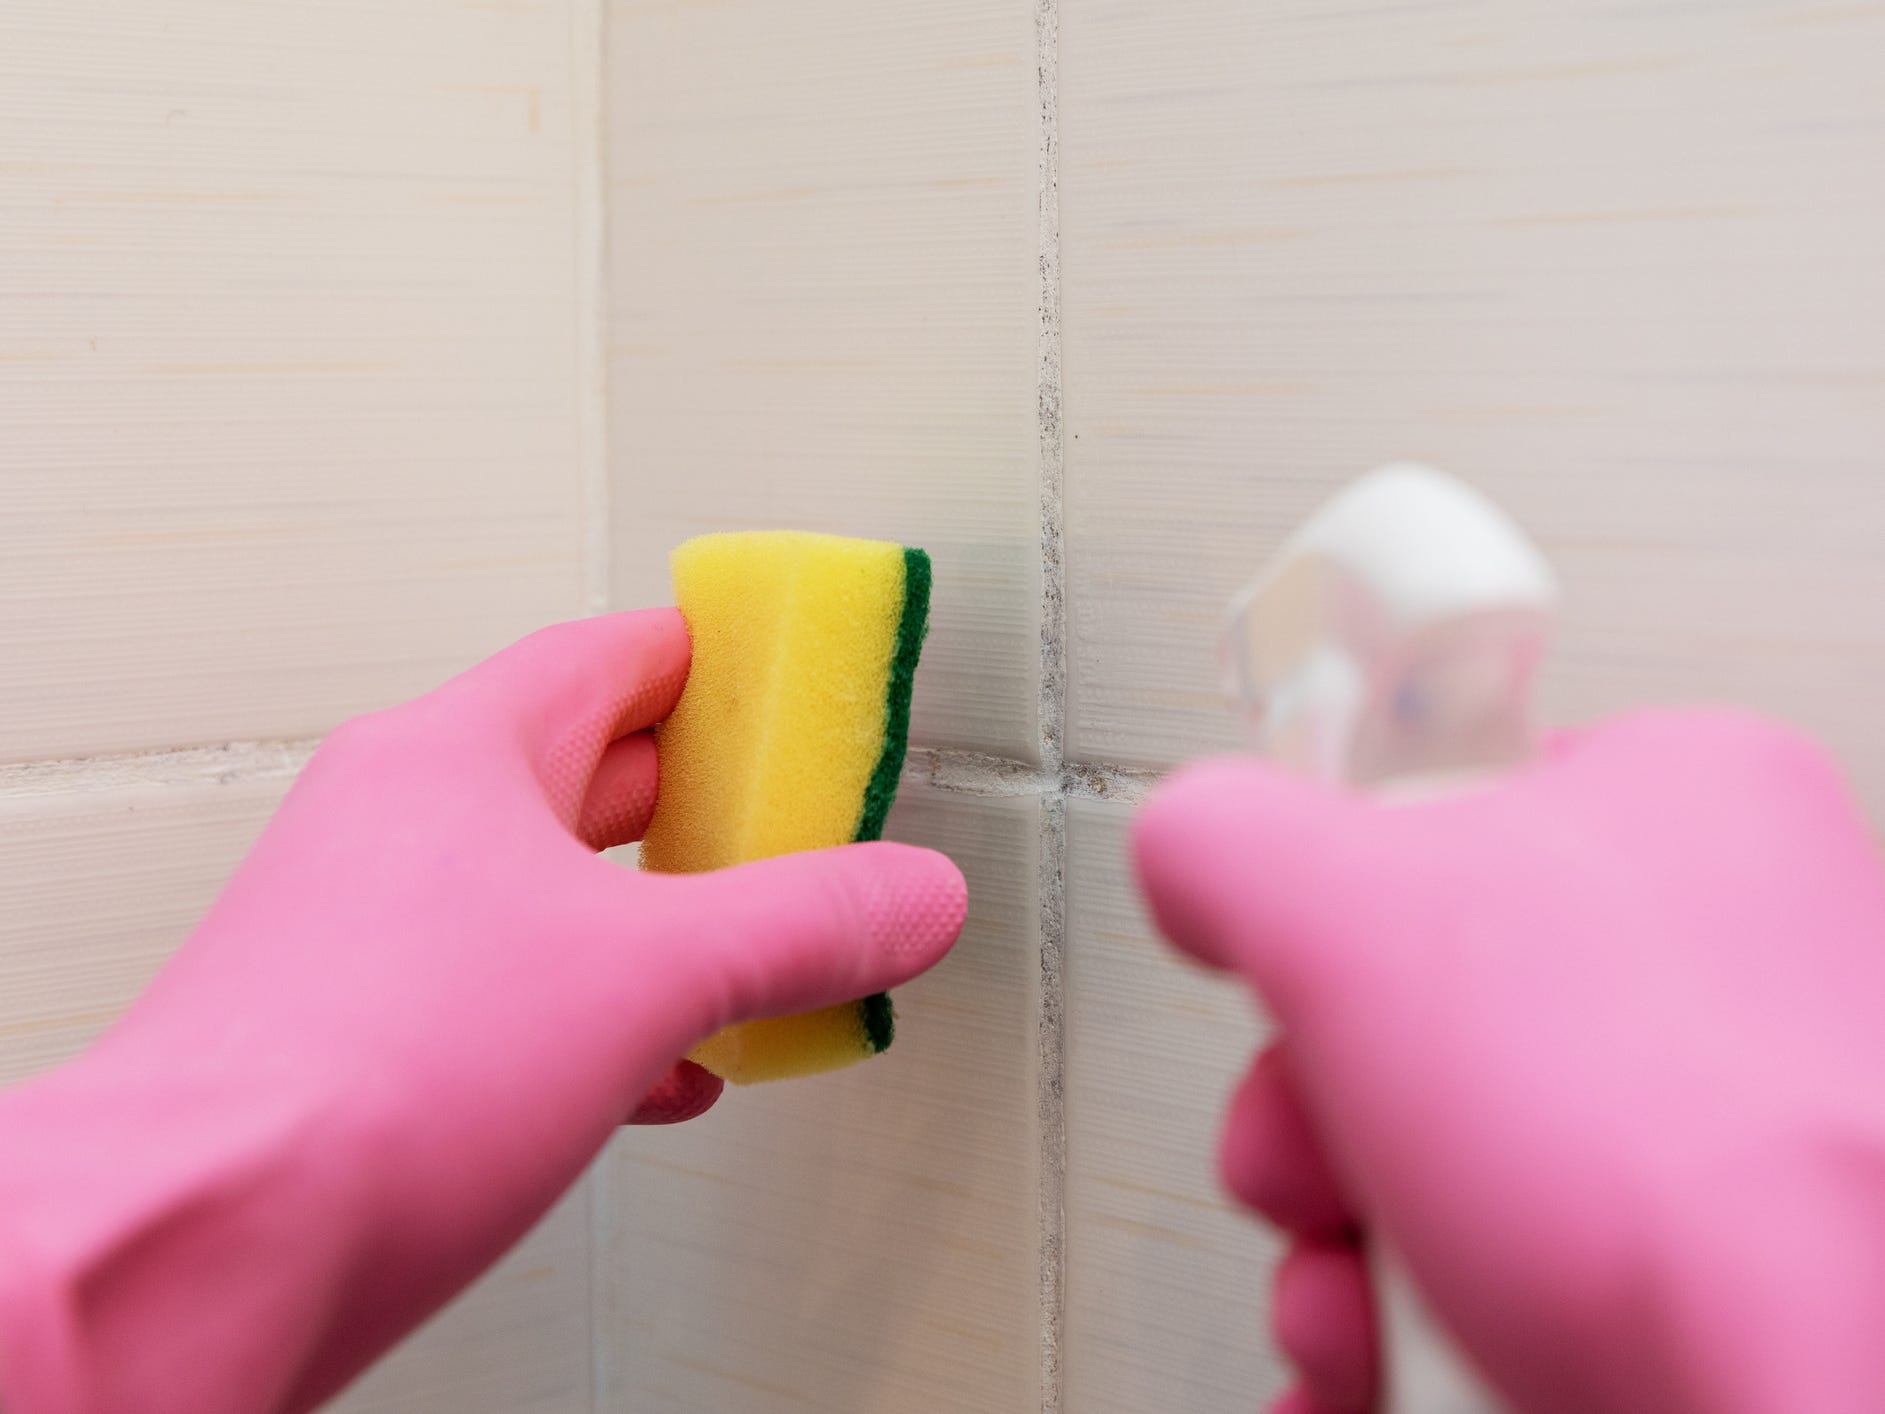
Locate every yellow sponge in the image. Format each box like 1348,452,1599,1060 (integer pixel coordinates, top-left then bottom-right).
639,531,931,1083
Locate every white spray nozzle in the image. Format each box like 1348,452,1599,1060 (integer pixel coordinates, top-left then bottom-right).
1221,464,1559,790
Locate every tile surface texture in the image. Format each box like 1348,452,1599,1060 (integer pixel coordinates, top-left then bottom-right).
606,0,1044,760
0,0,590,762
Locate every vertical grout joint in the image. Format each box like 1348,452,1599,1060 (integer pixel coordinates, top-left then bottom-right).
1033,0,1066,1407
574,0,612,622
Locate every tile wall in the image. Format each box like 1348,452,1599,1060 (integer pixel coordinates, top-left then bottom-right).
7,2,1885,1411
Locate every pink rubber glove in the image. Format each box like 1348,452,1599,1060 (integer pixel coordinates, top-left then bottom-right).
1133,710,1885,1414
0,610,967,1414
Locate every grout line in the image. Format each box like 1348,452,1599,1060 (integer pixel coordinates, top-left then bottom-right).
1058,760,1160,807
0,739,1155,808
902,748,1158,807
904,747,1054,798
1034,8,1065,778
573,0,612,621
0,739,320,799
585,1150,614,1414
1035,793,1067,1414
1032,0,1066,1404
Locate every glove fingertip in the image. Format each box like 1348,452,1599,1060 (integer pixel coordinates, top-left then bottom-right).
625,1060,723,1125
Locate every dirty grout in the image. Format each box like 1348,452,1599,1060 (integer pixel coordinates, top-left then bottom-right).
1033,0,1067,1402
902,749,1159,807
0,738,320,798
573,0,612,624
4,741,1156,806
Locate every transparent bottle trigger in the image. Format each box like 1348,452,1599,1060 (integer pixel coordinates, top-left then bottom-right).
1218,464,1560,1414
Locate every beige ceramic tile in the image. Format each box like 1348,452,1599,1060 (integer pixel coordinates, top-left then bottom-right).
1063,799,1285,1412
1062,3,1885,804
335,1181,593,1414
606,0,1042,761
0,1,591,762
596,787,1040,1412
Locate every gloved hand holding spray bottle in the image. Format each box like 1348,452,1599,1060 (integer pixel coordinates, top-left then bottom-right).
1221,464,1554,1414
1137,463,1885,1414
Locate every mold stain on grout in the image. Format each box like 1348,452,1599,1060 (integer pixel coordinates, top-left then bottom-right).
1033,0,1067,1405
572,0,612,624
902,749,1158,806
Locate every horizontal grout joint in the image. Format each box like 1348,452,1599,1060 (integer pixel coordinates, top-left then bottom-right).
903,748,1159,806
0,738,321,799
904,747,1053,798
1057,760,1158,806
2,740,1158,809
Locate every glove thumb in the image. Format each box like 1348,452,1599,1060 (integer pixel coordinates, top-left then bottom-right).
1132,758,1386,1027
636,841,968,1036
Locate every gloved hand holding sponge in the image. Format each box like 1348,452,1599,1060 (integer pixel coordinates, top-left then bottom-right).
0,531,958,1414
